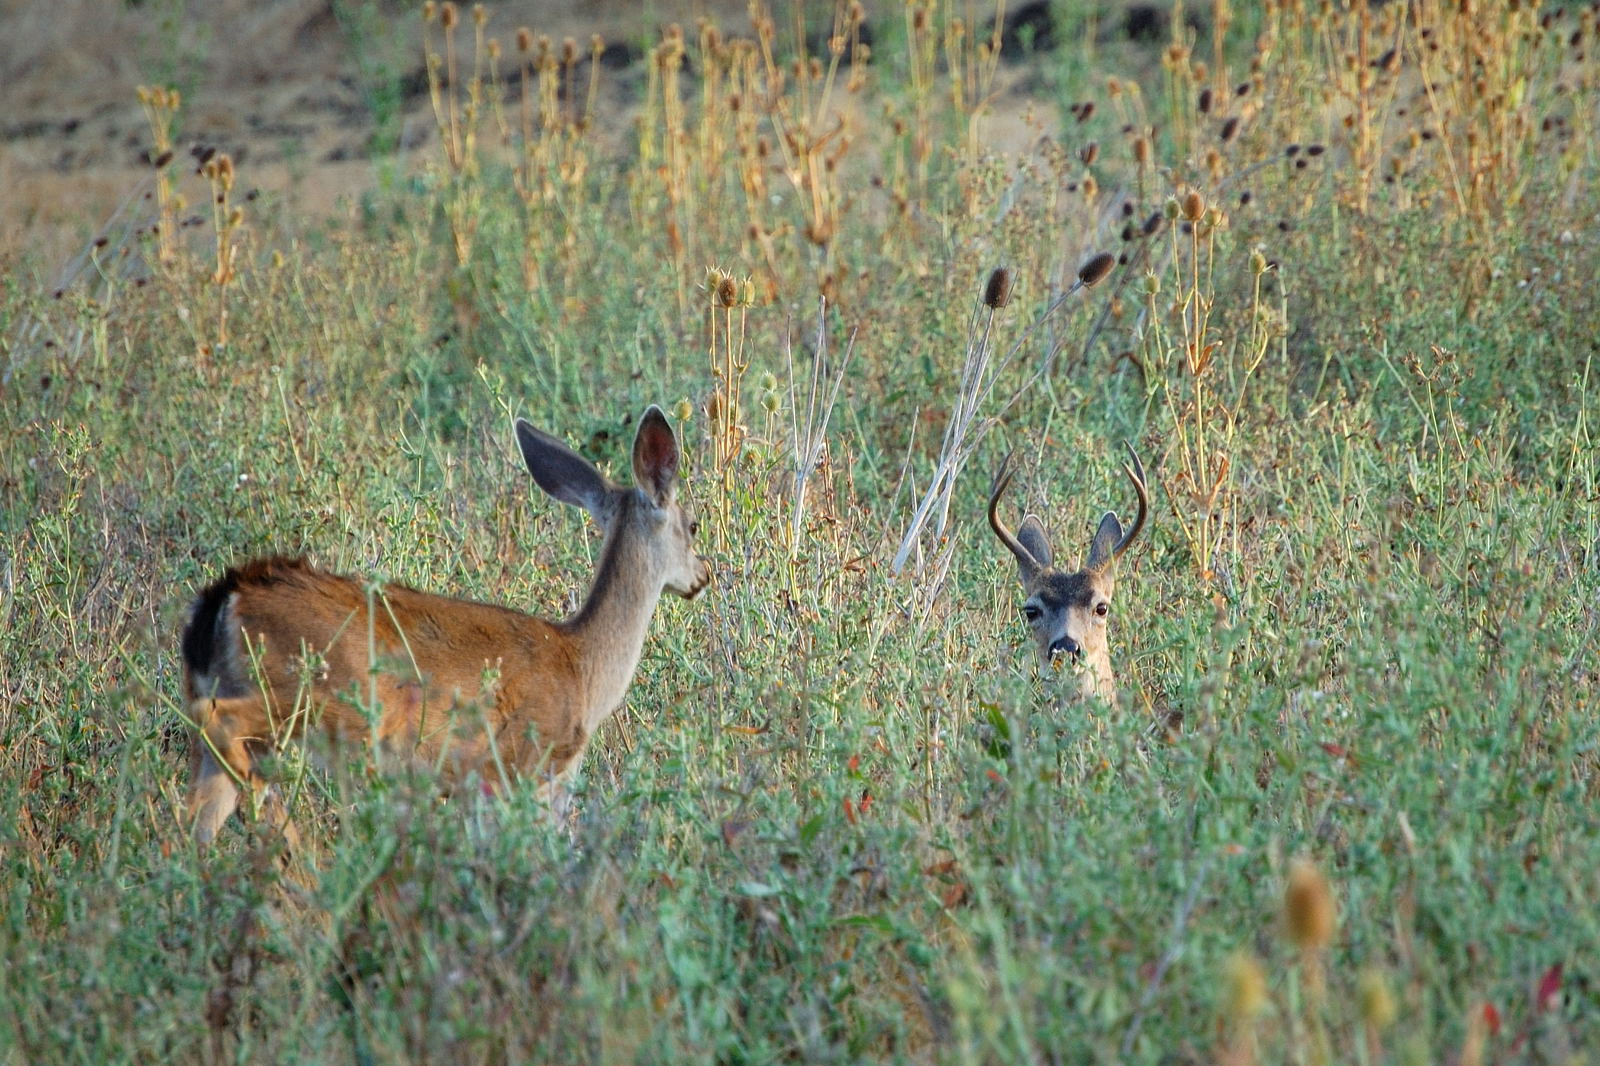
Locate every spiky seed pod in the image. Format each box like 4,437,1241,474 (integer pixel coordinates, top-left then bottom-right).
715,276,739,308
1224,952,1268,1023
1250,248,1268,275
516,27,533,53
1077,101,1095,122
1133,137,1152,166
472,3,486,27
1142,212,1163,236
1182,190,1205,221
1285,858,1336,950
421,1,434,21
1221,116,1240,142
1078,253,1115,287
672,398,694,423
440,2,457,29
1198,87,1213,113
1359,969,1398,1031
983,267,1014,308
1164,197,1181,220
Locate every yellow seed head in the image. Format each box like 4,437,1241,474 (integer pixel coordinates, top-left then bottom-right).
672,399,694,423
1284,858,1336,950
1359,969,1397,1031
1223,951,1268,1023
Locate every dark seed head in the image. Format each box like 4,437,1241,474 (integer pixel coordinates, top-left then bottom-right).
1078,252,1115,287
983,267,1014,309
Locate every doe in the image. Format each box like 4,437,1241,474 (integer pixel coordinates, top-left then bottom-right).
181,405,710,847
988,444,1147,703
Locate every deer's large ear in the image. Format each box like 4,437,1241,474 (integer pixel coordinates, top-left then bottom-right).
516,419,614,523
1016,515,1053,571
631,405,680,507
1086,512,1124,573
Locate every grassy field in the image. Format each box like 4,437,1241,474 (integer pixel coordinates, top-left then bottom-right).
2,1,1598,1062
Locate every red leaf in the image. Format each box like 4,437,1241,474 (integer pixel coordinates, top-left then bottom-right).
846,754,860,774
1482,1002,1502,1036
1536,963,1563,1013
843,797,857,825
1318,741,1349,759
858,789,873,815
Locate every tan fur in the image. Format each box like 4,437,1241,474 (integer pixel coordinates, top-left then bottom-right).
183,406,709,847
988,445,1148,704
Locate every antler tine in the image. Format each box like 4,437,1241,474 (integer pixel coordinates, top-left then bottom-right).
1112,440,1148,561
988,450,1041,575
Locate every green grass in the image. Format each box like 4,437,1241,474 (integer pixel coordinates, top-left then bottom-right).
2,2,1598,1063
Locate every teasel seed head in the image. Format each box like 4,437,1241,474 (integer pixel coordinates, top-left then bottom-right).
1181,190,1205,221
983,267,1014,309
1284,857,1336,950
440,2,458,30
1223,951,1268,1023
1359,969,1398,1031
1078,252,1115,287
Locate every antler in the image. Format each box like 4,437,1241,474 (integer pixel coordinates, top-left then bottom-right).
1112,441,1148,561
988,451,1042,577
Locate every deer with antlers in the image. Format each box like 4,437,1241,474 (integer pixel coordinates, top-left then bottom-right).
988,444,1148,704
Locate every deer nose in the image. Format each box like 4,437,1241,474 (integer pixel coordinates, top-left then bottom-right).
1049,636,1081,658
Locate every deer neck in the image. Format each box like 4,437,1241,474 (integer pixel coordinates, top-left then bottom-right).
564,504,664,733
1083,647,1118,707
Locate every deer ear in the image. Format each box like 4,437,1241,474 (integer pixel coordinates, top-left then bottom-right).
1017,515,1053,570
516,418,615,522
631,405,680,506
1086,511,1124,573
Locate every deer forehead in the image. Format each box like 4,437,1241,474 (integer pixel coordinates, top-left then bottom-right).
1025,569,1113,609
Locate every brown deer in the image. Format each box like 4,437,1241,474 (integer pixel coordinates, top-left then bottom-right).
988,444,1147,703
182,405,710,847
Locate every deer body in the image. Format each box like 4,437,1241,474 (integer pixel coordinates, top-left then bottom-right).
989,445,1147,704
183,406,709,846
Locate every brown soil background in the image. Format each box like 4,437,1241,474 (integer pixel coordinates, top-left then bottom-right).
1,1,1161,278
0,0,760,273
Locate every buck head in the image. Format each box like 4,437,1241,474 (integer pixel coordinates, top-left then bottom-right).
989,444,1147,703
516,405,711,601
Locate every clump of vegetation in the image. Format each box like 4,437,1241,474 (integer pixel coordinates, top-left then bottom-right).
0,1,1595,1062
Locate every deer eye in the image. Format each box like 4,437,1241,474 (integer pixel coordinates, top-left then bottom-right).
1022,604,1042,623
1095,602,1109,617
689,520,700,537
